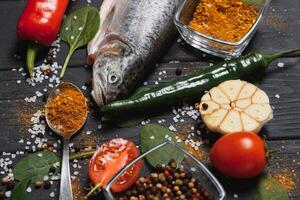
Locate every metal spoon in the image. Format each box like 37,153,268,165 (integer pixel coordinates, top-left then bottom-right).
45,82,88,200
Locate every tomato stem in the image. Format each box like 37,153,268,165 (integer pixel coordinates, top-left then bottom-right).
85,182,102,198
69,150,95,160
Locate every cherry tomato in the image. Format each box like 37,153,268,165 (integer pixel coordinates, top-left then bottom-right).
210,132,266,179
89,138,142,192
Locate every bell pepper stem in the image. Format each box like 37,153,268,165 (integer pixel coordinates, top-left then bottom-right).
26,42,39,79
60,47,75,78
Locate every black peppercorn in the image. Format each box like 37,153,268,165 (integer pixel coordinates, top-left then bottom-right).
6,180,15,190
175,68,182,76
185,172,193,179
180,185,188,193
0,189,4,199
49,166,56,174
186,190,192,198
167,176,173,183
202,103,209,110
126,190,132,197
43,181,51,189
155,164,163,172
37,132,44,138
150,187,158,194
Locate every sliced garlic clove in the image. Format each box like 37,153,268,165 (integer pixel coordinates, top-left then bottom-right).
210,87,230,104
244,104,271,122
203,108,228,132
220,110,242,134
201,92,211,101
238,82,257,99
252,89,270,104
236,99,251,109
240,113,260,133
219,80,244,101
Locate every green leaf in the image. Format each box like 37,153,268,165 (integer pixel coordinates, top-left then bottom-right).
11,177,31,200
254,176,289,200
13,151,60,182
59,6,100,77
140,124,185,167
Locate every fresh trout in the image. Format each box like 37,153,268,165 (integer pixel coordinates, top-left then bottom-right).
88,0,183,106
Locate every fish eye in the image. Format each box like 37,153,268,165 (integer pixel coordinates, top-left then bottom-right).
108,73,119,84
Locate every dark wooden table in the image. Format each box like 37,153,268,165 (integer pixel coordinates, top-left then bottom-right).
0,0,299,199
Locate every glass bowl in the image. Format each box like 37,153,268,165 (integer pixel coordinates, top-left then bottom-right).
103,141,226,200
174,0,271,58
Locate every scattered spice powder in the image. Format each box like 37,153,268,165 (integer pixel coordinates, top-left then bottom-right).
189,0,259,42
271,172,296,190
46,84,87,138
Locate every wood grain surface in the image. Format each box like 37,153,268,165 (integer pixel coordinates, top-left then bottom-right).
0,0,299,199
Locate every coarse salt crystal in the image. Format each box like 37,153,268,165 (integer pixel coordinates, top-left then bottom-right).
169,125,177,132
35,91,43,97
81,85,87,90
86,131,92,135
277,62,285,68
5,191,11,197
275,94,280,99
49,192,55,198
26,186,32,193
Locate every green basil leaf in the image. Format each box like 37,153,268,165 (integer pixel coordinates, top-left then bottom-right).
13,151,60,182
59,6,100,77
254,176,289,200
140,124,185,167
11,177,31,200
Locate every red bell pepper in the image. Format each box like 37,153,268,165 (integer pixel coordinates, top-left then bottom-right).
17,0,69,78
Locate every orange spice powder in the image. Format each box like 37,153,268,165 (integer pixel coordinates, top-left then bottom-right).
189,0,259,42
271,171,296,191
46,85,87,137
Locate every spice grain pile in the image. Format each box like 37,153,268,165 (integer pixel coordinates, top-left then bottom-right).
189,0,258,42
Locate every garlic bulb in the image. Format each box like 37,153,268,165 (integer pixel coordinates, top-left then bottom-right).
198,80,273,135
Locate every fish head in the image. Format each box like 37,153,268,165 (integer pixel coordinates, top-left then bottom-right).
91,39,133,106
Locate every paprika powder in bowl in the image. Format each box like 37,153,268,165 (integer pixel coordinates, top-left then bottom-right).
174,0,270,58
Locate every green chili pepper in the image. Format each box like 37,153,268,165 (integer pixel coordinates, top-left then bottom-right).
101,48,300,115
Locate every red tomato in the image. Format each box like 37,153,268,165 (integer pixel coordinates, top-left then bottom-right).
89,138,142,192
210,132,266,179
